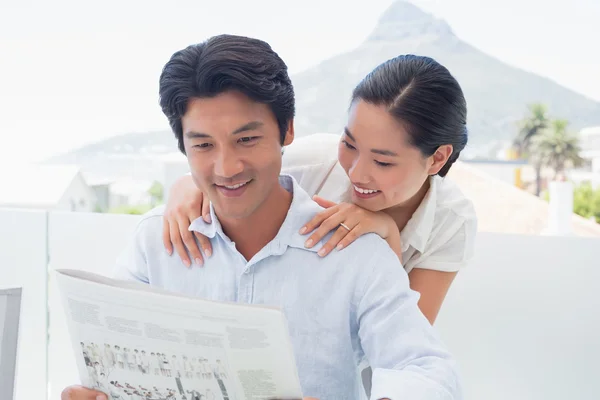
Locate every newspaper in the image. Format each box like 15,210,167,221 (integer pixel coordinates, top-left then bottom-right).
55,269,303,400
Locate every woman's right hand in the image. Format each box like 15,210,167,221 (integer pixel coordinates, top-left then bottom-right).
162,174,213,267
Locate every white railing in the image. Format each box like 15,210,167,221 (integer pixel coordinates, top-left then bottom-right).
1,208,599,400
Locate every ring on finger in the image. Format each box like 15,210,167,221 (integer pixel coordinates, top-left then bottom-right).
340,222,351,231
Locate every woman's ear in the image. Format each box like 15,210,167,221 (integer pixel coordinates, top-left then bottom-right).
428,144,453,175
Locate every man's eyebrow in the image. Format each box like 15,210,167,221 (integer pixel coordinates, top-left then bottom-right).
232,121,263,134
184,121,264,138
344,127,398,157
185,131,209,138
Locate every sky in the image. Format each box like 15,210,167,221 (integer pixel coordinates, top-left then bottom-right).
0,0,598,164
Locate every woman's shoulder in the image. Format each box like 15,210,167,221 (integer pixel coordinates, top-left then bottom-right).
432,175,477,223
404,176,477,272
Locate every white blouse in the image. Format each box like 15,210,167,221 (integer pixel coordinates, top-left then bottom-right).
282,133,478,273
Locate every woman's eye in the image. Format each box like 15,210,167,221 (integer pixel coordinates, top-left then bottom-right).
375,160,393,167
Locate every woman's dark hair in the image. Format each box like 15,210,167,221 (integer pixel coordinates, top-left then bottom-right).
159,34,295,153
351,54,468,177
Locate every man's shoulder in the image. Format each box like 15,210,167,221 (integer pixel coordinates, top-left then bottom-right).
327,231,403,272
130,205,167,242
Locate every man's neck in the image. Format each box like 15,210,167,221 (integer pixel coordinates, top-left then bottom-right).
218,183,292,261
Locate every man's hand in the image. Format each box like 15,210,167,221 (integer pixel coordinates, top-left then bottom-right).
61,385,107,400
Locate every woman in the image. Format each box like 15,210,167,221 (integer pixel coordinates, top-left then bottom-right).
162,54,477,324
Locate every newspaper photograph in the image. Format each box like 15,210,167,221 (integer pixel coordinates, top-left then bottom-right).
54,269,303,400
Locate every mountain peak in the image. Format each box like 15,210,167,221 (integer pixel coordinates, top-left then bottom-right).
366,0,454,42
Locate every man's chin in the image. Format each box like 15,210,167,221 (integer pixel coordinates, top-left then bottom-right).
211,205,253,221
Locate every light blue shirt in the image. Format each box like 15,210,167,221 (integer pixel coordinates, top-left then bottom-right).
114,175,462,400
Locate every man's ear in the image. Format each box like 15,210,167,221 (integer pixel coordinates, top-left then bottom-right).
283,120,295,146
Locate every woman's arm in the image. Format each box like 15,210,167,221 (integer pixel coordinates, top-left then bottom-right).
408,269,458,324
407,218,477,324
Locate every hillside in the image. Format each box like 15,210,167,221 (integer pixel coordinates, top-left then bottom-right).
49,0,600,176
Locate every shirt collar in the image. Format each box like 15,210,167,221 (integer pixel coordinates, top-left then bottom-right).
400,175,438,253
188,174,322,255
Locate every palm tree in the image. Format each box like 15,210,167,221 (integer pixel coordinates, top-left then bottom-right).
513,103,550,195
532,119,583,180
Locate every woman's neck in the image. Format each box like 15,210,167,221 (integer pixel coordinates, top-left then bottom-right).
384,177,431,233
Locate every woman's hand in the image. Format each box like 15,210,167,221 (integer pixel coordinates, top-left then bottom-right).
300,196,401,259
162,175,212,267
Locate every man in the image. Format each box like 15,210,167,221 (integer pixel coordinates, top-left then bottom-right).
61,34,461,400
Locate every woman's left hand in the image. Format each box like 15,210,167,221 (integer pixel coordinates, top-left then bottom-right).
300,196,397,257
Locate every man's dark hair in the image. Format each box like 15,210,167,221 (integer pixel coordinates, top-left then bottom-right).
159,34,295,153
352,55,468,177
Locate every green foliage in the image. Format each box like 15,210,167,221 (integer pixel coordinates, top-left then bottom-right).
532,119,583,180
513,103,585,196
513,103,550,159
108,204,153,215
148,181,164,205
573,183,600,223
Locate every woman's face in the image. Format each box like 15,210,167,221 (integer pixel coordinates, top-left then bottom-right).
338,100,446,212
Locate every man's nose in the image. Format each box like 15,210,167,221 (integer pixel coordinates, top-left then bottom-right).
214,148,244,178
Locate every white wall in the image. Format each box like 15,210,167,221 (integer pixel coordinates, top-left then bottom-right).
0,209,48,400
436,232,600,399
2,207,600,400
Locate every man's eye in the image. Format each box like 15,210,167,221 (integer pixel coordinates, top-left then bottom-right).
194,143,212,149
342,140,356,150
239,137,258,144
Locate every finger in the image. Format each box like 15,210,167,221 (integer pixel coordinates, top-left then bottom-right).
195,232,213,259
180,219,203,266
335,223,363,251
312,195,337,208
201,193,212,223
162,218,173,256
61,385,107,400
299,206,339,236
305,212,348,248
170,220,191,267
317,224,352,257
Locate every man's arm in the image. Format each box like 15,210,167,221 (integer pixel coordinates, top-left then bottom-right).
356,244,462,400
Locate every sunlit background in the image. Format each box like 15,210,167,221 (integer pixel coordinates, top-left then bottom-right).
1,1,599,399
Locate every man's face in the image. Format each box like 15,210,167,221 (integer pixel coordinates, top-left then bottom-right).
182,91,293,221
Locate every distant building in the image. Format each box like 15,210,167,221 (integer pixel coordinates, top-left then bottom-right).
158,152,190,202
0,164,97,211
108,178,154,209
578,126,600,188
463,159,528,187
